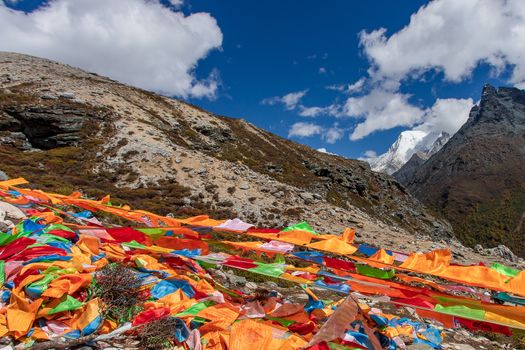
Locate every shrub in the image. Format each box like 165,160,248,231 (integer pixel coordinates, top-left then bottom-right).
90,263,143,323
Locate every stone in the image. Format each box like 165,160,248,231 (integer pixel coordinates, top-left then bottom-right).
245,282,257,290
299,192,314,201
196,167,207,175
41,93,57,100
239,182,250,190
406,344,433,350
228,274,247,285
450,344,476,350
60,92,76,99
263,281,278,289
175,157,182,164
213,269,227,280
0,170,8,181
0,131,33,150
487,244,520,263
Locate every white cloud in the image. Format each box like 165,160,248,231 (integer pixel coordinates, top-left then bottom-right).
361,97,474,172
262,90,343,119
347,78,366,93
323,124,344,144
298,104,341,117
317,147,336,155
319,67,327,74
416,97,474,135
345,88,425,140
288,122,344,144
363,150,377,158
325,84,346,92
169,0,183,8
324,0,525,141
262,90,307,110
345,91,473,141
0,0,223,98
326,78,365,94
288,122,323,138
515,82,525,90
360,0,525,86
298,106,326,117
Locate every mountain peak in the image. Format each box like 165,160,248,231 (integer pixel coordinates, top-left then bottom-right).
404,84,525,257
467,85,525,129
481,83,497,97
368,130,450,175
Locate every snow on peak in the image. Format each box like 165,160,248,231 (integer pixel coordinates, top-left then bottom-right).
365,130,449,175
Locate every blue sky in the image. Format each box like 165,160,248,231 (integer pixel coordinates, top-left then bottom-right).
2,0,524,159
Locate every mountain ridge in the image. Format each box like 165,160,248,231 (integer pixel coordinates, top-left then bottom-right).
404,84,525,257
2,52,517,265
0,51,478,260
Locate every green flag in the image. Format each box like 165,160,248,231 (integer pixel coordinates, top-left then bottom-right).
48,295,84,315
356,264,395,279
490,262,519,278
0,260,5,286
434,304,485,320
281,222,317,235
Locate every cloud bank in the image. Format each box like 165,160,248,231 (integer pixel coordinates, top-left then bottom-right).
262,90,308,110
279,0,525,145
349,0,525,139
0,0,223,98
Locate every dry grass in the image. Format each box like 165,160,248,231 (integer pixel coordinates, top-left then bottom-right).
136,317,183,350
91,264,143,323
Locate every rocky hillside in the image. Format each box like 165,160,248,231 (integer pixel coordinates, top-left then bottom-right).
393,151,429,186
404,85,525,257
0,52,469,258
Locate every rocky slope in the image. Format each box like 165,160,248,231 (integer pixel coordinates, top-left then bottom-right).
404,84,525,257
393,151,429,186
1,51,512,264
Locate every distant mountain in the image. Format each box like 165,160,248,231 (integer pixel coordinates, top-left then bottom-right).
393,131,450,184
0,52,454,254
368,130,450,175
405,84,525,257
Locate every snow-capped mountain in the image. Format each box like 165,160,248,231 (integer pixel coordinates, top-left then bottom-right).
366,130,450,175
427,132,451,157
